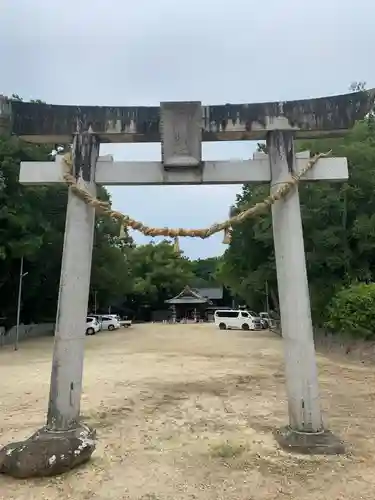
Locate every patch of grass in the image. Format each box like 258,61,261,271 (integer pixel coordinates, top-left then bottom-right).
210,440,247,459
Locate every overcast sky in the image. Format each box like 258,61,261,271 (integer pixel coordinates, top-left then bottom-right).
1,0,374,259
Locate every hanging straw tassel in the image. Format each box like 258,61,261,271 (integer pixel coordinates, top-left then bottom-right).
119,222,126,239
173,236,180,253
222,227,232,244
222,204,236,244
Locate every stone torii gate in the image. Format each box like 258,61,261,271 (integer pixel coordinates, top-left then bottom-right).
0,91,373,477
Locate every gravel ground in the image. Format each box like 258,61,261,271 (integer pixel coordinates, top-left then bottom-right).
0,323,374,500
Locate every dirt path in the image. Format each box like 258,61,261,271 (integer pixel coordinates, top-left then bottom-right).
0,324,375,499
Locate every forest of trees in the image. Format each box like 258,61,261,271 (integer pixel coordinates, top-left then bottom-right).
1,87,375,336
0,133,221,328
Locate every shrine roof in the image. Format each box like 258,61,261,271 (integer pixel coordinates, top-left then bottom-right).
1,89,374,144
195,287,223,300
166,297,209,305
165,286,212,305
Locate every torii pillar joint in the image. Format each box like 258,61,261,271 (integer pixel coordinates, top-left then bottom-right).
267,130,344,455
0,129,98,479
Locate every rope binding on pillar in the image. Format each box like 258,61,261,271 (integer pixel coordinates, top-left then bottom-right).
61,150,331,245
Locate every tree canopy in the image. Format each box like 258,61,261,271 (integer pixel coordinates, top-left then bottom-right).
0,134,220,327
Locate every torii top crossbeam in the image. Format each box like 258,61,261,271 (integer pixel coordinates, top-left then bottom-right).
0,89,374,144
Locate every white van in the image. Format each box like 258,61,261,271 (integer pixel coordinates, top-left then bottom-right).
214,309,262,331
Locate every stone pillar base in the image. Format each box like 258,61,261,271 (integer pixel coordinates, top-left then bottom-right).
274,426,345,455
0,424,96,478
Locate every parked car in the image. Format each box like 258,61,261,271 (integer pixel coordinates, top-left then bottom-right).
120,319,132,328
259,312,275,329
214,309,262,331
259,312,270,329
99,315,121,331
107,314,122,322
87,313,128,330
86,317,100,335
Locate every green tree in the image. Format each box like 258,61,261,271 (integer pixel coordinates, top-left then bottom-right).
0,136,60,325
190,256,222,286
325,283,375,338
0,134,134,327
90,196,134,311
126,241,194,315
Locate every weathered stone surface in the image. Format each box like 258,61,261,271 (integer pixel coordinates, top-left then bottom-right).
6,89,375,144
0,424,96,478
274,426,345,455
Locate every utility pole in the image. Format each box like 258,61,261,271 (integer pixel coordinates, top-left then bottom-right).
14,256,28,351
265,280,270,315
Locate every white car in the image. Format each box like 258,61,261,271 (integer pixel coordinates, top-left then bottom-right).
259,312,271,329
214,309,262,331
106,314,132,328
86,317,100,335
99,315,121,331
107,314,122,322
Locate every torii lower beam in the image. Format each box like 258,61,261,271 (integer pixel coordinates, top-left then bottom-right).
19,151,348,186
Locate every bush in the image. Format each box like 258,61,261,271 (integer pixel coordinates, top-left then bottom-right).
325,283,375,339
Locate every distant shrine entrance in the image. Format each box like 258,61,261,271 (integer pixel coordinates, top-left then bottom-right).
0,90,373,477
164,285,224,322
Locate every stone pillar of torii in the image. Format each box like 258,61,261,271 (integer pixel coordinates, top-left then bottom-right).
0,91,372,477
